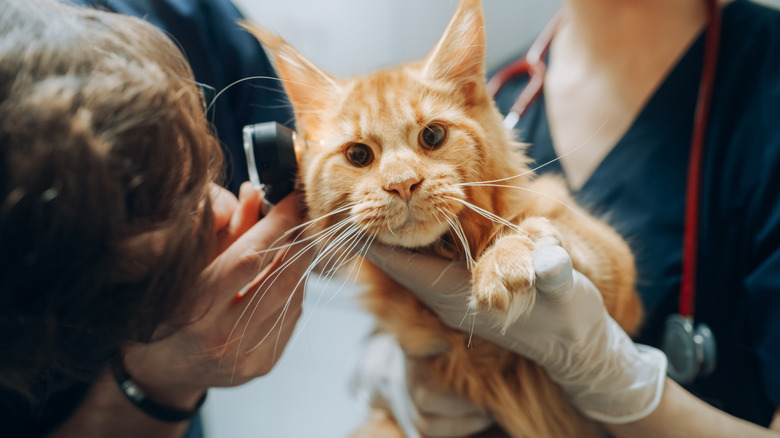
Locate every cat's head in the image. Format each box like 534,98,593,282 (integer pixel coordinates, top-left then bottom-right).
243,0,527,252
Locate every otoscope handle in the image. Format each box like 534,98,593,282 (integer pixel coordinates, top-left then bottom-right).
242,122,299,205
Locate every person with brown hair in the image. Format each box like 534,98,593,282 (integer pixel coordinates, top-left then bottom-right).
0,0,309,436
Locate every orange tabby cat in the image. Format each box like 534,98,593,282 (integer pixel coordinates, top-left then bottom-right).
243,0,643,436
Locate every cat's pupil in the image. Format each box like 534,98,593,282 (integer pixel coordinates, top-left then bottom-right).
419,123,447,150
345,143,374,167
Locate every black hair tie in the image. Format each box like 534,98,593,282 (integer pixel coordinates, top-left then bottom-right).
112,358,207,423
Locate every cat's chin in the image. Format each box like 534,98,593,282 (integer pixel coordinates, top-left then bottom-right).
374,222,448,249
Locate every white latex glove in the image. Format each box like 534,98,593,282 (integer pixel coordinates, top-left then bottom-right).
364,242,668,424
351,333,494,438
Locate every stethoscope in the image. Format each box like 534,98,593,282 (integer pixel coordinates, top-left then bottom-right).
490,0,722,385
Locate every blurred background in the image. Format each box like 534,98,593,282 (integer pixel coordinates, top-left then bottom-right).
202,1,780,437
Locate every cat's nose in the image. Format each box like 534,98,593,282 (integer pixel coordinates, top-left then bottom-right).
384,177,422,202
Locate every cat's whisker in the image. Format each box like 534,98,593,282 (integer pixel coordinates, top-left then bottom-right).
315,228,366,289
455,305,478,349
313,220,368,278
460,184,593,223
444,196,522,234
257,223,376,358
241,214,373,356
219,217,356,371
288,227,378,348
444,196,538,251
207,74,337,117
436,206,475,269
249,203,358,256
457,114,612,189
219,244,312,375
386,222,398,237
206,75,287,118
448,214,476,270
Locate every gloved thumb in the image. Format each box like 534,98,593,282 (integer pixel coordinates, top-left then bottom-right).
533,244,574,300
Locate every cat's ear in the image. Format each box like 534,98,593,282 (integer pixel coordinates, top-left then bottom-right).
422,0,485,85
240,21,341,129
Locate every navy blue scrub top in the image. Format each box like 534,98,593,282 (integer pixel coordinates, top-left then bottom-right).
0,1,292,436
494,0,780,426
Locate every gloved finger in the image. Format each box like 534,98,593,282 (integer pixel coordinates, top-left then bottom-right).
410,384,488,417
533,244,574,300
414,411,495,438
405,356,494,437
406,358,487,418
350,334,422,438
364,242,471,298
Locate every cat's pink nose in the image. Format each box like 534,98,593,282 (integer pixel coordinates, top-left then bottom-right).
384,178,422,202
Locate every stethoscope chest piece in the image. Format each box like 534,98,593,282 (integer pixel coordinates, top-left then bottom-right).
661,314,717,385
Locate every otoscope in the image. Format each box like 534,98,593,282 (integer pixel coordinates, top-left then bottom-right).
196,82,299,205
242,122,299,205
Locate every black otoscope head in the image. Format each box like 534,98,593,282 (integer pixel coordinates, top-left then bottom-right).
242,122,299,205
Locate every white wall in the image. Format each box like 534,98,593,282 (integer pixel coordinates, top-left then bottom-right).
233,0,561,78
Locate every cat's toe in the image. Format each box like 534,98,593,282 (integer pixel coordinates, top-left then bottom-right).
471,234,537,325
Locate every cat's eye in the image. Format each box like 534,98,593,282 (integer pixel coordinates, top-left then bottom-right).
344,143,374,167
419,123,448,150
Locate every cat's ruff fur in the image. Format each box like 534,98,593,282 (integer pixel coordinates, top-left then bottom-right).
243,0,643,436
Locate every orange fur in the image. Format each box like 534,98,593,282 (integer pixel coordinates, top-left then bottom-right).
243,0,643,436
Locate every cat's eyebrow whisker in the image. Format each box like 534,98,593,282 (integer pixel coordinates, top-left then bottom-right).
206,75,288,117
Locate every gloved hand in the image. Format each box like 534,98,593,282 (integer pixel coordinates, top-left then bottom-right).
364,242,668,424
351,333,494,438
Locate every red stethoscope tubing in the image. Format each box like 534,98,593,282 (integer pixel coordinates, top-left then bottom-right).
491,0,722,320
680,0,721,318
486,11,563,120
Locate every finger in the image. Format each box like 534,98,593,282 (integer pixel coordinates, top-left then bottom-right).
205,191,305,297
405,357,485,417
533,244,574,299
410,384,488,418
235,234,311,301
364,242,471,296
415,412,494,438
210,183,239,233
229,181,263,238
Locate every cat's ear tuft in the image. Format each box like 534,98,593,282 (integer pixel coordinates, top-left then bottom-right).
422,0,485,85
240,21,341,128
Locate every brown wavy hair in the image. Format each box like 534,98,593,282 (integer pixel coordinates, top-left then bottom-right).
0,0,224,399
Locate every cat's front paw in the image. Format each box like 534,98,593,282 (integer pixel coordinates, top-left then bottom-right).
471,218,561,328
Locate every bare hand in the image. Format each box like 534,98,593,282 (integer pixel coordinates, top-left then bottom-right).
122,183,312,408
